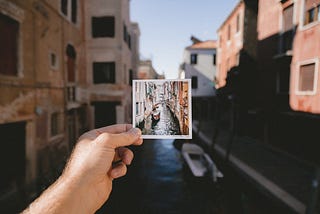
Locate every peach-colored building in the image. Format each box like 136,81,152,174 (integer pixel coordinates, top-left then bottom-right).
216,0,257,89
257,0,320,114
290,0,320,113
257,0,297,111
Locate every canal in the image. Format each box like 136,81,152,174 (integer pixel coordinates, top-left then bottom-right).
97,139,227,214
143,103,181,136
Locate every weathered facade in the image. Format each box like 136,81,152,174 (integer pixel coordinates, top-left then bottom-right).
0,0,139,211
0,0,88,208
84,0,140,127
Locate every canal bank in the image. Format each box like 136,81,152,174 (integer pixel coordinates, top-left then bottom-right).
97,139,228,214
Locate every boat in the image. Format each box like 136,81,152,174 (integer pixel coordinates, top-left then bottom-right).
181,143,223,182
152,110,160,121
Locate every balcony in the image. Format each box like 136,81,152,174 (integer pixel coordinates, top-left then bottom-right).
66,85,88,109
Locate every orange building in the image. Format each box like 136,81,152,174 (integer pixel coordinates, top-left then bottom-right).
216,0,258,90
290,0,320,113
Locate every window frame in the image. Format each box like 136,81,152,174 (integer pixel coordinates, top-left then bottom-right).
190,54,197,65
60,0,78,24
49,51,59,70
0,9,23,78
295,58,319,95
302,1,320,28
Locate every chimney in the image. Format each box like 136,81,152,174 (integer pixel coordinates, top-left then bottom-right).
191,36,202,44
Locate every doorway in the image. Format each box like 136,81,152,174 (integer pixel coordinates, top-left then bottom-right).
0,122,26,194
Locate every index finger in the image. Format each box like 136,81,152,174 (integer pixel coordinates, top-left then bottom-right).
95,128,142,148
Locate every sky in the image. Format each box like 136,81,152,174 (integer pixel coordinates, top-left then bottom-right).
131,0,239,79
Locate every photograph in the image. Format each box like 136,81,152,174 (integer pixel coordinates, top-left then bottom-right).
133,79,192,139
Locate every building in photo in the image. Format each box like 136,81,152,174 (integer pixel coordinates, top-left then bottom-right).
133,80,191,139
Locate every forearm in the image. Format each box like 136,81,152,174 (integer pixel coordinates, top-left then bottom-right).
22,175,91,214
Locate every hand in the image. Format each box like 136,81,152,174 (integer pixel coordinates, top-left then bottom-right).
63,124,143,212
23,124,143,214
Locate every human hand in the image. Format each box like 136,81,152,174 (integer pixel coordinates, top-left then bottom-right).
22,124,143,214
61,124,143,213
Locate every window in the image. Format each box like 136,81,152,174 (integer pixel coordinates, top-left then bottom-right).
213,54,216,65
0,13,19,76
128,34,131,49
51,112,60,136
304,1,320,25
190,54,197,64
280,4,294,53
92,16,115,38
123,23,127,42
283,5,294,31
236,14,240,32
50,53,56,67
93,62,116,84
136,102,139,115
191,76,198,89
129,69,133,86
50,52,58,69
61,0,68,16
71,0,77,23
298,63,316,92
66,44,76,82
61,0,77,24
227,24,231,40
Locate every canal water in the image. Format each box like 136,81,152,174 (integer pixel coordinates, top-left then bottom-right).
97,139,227,214
143,104,181,136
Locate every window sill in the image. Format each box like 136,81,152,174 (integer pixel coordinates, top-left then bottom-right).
299,21,320,31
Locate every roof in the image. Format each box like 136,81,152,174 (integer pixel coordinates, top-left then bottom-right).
187,40,217,50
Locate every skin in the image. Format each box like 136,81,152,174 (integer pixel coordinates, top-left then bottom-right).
22,124,143,214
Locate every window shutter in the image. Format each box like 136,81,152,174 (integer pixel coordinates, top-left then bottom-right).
299,63,315,91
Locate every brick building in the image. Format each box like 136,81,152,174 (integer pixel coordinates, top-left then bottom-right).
0,0,139,211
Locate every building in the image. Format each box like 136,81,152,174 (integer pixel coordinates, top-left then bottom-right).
0,0,87,209
216,0,258,91
137,59,163,79
0,0,140,211
84,0,139,128
256,0,320,163
130,22,141,80
290,0,320,114
179,36,217,126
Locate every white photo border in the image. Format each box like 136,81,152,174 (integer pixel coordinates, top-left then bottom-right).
132,79,192,139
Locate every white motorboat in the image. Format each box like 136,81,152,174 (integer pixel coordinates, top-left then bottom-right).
181,143,223,182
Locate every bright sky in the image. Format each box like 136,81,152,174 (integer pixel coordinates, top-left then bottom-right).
131,0,239,79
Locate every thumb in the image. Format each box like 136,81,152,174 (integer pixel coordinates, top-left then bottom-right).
95,128,142,149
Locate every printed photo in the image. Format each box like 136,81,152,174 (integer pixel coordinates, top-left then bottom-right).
133,79,192,139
